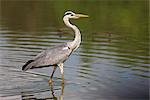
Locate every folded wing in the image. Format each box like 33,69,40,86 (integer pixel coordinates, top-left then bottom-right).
22,44,72,71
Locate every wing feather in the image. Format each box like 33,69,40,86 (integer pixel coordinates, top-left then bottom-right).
22,44,72,70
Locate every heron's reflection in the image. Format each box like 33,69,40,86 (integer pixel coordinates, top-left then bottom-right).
49,82,64,100
21,81,64,100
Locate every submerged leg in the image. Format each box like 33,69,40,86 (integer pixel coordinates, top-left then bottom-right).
58,63,64,83
49,65,57,84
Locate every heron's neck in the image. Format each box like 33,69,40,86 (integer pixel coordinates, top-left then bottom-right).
63,17,81,50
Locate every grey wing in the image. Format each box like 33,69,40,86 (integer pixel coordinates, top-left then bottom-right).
22,44,72,71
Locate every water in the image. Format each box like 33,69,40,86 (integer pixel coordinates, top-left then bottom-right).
0,0,149,100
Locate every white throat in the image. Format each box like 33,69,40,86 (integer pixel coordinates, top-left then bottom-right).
63,17,81,51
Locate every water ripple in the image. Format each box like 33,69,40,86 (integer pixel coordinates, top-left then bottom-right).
0,29,149,98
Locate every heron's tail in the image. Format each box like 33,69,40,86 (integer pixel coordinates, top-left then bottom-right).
22,60,34,71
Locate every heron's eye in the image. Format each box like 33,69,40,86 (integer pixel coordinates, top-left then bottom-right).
70,14,74,16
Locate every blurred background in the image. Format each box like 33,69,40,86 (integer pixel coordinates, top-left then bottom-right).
0,0,149,100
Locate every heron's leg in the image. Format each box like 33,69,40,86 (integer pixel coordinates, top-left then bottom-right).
58,63,64,83
49,65,57,84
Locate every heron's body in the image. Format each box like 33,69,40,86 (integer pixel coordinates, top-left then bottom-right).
22,43,72,71
22,11,88,83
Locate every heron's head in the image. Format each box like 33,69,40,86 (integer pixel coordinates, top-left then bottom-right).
64,11,88,19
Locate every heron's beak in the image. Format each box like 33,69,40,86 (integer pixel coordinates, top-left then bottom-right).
75,14,89,18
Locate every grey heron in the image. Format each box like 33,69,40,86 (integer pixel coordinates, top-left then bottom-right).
22,11,88,84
